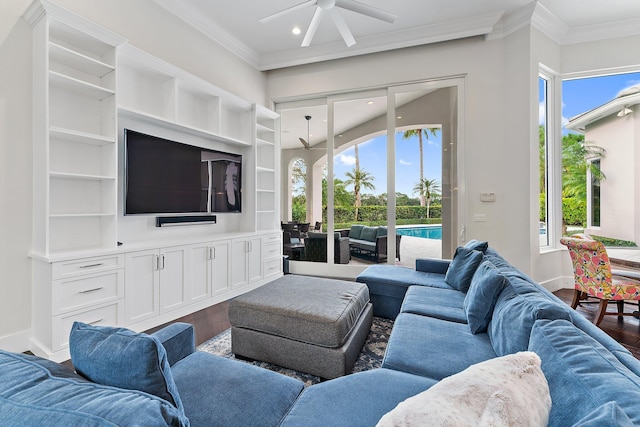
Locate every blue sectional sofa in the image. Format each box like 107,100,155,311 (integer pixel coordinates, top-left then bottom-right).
2,240,640,426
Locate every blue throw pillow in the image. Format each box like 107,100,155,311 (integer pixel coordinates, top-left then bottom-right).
464,239,488,253
69,322,184,412
463,259,507,334
444,246,484,292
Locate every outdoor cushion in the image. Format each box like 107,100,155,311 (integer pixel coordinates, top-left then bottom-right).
360,226,379,241
488,283,571,356
349,224,364,240
377,352,550,427
0,350,188,427
528,319,640,426
376,226,388,238
382,313,496,380
464,259,507,334
69,322,184,411
444,246,484,292
464,239,489,252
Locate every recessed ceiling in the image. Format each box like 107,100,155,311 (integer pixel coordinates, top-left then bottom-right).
155,0,640,70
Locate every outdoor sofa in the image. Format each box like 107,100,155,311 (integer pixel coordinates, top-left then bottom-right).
344,224,402,262
2,240,640,426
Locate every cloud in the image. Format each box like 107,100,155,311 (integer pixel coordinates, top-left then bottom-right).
399,159,411,166
539,101,546,125
339,154,356,166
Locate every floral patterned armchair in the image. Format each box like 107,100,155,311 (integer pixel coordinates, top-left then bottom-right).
560,235,640,325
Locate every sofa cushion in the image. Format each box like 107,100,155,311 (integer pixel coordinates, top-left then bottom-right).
376,226,388,238
400,286,467,323
444,246,484,292
464,239,489,252
280,368,436,427
488,283,571,356
0,350,188,427
377,352,550,427
528,319,640,426
573,402,634,427
349,224,364,240
69,322,183,411
382,313,496,380
171,351,304,427
464,259,507,334
360,226,379,242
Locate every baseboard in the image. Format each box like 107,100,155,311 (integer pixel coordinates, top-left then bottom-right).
0,329,31,353
539,275,573,293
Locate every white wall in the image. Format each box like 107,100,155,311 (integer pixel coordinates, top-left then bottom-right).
0,15,33,349
268,33,542,274
0,0,268,352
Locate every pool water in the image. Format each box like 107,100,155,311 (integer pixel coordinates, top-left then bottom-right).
396,225,442,240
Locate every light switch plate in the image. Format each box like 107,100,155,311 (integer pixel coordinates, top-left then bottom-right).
480,192,496,202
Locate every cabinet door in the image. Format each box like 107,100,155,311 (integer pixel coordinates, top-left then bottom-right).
188,242,213,303
211,240,231,295
159,246,188,313
231,239,249,289
125,249,159,324
247,237,263,284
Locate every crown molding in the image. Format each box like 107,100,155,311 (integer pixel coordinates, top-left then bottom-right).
563,16,640,45
257,11,503,70
154,0,261,69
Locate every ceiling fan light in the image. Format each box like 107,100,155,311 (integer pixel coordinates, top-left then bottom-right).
292,26,301,35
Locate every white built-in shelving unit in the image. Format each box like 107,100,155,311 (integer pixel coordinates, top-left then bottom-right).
26,0,282,361
30,2,124,257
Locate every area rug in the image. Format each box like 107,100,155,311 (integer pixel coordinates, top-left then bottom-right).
197,316,394,386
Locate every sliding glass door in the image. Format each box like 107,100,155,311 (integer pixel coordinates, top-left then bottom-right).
277,78,462,275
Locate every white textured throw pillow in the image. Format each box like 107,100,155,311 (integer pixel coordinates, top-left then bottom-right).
376,352,551,427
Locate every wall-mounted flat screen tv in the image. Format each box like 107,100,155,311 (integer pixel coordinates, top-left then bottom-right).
124,129,242,215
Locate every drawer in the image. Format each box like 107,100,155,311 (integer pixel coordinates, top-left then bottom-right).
262,233,281,243
53,302,123,351
263,258,281,278
53,254,124,279
263,240,281,259
52,269,124,315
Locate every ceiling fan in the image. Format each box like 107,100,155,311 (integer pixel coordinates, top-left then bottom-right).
299,115,313,149
260,0,397,48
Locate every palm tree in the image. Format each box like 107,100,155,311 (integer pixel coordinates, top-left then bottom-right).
412,178,440,218
561,133,605,199
344,167,375,221
402,128,439,206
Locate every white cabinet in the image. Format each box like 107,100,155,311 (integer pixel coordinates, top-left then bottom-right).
28,3,125,256
188,239,231,299
124,246,189,324
31,254,125,361
231,237,263,288
124,249,160,324
262,233,283,280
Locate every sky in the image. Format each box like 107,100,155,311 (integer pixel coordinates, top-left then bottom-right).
328,71,640,199
333,130,443,198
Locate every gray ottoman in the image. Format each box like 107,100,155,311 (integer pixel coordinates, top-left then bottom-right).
229,275,373,379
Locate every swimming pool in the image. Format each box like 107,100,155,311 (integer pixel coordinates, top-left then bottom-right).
396,225,442,240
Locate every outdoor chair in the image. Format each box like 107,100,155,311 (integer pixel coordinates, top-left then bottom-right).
560,235,640,326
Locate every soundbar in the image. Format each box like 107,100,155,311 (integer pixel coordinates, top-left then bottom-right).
156,215,217,227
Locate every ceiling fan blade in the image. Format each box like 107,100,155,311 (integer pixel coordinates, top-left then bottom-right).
329,9,356,47
302,7,325,47
259,0,316,24
298,138,311,149
335,0,397,23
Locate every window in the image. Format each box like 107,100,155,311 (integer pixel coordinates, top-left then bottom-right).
539,74,550,247
588,158,601,228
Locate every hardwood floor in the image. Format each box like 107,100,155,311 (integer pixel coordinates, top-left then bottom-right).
553,288,640,359
155,289,640,362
